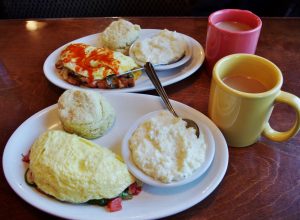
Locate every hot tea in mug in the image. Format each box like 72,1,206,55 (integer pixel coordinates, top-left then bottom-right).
208,54,300,147
205,9,262,74
215,21,252,31
222,75,268,93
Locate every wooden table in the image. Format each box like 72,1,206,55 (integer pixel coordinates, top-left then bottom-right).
0,17,299,220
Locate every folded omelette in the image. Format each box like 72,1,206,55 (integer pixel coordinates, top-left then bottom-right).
29,130,135,203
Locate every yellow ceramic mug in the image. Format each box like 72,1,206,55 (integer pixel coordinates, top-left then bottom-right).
208,53,300,147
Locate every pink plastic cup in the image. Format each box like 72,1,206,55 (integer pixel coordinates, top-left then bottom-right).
205,9,262,75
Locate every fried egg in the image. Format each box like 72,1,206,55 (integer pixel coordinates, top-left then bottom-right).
29,130,135,203
58,43,138,80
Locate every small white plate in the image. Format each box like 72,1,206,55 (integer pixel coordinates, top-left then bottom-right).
129,32,193,71
43,29,205,93
122,110,215,187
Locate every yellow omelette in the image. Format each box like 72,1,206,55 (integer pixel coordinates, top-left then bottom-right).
29,130,135,203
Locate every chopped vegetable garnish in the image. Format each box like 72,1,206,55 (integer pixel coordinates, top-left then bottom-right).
107,197,122,212
88,199,108,206
128,182,142,195
24,168,36,187
22,150,30,163
120,191,133,200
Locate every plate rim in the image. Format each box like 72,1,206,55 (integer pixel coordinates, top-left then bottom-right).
2,93,228,220
43,29,205,93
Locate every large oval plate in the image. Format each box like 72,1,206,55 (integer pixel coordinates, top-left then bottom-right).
43,29,205,93
3,93,228,220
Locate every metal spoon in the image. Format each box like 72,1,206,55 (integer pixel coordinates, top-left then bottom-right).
119,52,190,75
144,62,200,137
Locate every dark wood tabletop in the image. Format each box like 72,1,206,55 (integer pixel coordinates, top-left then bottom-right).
0,17,299,220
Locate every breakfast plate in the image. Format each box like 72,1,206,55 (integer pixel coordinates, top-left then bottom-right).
43,29,205,93
122,110,215,187
3,93,228,220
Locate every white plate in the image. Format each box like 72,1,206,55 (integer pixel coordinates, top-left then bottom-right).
3,93,228,220
43,29,205,93
129,32,193,70
122,110,215,187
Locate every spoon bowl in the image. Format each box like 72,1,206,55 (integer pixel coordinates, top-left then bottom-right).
182,118,200,137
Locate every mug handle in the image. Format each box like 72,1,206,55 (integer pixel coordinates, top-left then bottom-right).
263,91,300,141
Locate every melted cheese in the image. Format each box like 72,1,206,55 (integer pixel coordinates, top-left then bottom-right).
58,43,138,81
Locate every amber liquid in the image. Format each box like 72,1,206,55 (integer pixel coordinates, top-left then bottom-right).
223,75,268,93
215,21,252,31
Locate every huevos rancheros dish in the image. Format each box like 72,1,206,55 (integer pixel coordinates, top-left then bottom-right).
55,19,188,90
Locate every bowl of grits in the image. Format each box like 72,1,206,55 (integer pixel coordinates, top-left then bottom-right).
122,110,215,187
129,29,193,71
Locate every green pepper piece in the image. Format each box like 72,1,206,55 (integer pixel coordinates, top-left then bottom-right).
87,199,108,206
120,191,133,200
24,168,36,187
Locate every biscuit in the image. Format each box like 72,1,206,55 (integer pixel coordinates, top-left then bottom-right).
58,89,115,139
99,19,141,54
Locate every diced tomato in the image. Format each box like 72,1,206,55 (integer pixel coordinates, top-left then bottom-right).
22,150,31,163
128,182,142,195
107,197,122,212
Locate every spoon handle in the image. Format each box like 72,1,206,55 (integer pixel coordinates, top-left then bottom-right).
119,66,144,76
144,62,178,117
119,63,165,76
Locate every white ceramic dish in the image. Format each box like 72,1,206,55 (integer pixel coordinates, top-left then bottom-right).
122,110,215,187
43,29,205,93
3,93,228,220
129,32,192,70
